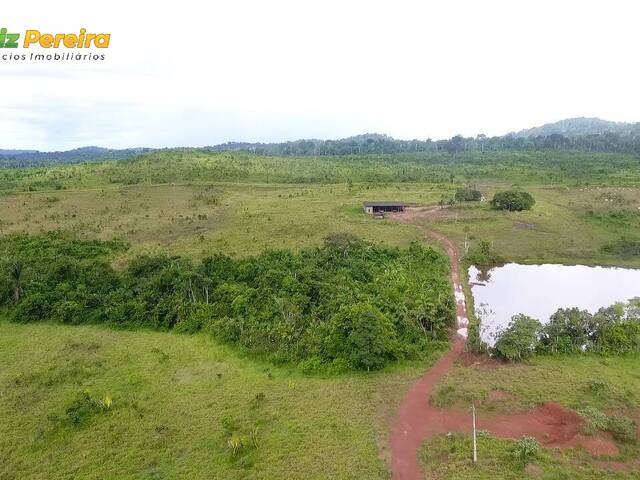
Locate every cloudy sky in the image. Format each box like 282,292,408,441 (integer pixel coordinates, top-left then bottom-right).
2,0,640,150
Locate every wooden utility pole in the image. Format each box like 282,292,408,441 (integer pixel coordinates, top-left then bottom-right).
472,403,478,464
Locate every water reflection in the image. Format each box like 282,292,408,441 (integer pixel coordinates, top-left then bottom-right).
468,263,640,345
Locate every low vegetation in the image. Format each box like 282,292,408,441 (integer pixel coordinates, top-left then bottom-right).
420,431,639,479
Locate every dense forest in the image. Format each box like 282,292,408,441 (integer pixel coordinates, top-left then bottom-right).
0,233,455,371
208,129,640,157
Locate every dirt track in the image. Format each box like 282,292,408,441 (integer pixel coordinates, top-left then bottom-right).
388,208,619,480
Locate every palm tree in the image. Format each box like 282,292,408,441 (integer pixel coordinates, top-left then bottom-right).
11,262,23,303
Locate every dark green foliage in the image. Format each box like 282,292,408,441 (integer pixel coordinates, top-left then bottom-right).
493,315,542,361
464,318,487,354
491,190,535,211
538,308,594,354
538,304,640,355
601,237,640,258
324,304,397,370
454,187,482,202
606,415,637,443
62,391,105,428
597,319,640,354
1,234,455,371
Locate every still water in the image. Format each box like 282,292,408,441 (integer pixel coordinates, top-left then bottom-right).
468,263,640,344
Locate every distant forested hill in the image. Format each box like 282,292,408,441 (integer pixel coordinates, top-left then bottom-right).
0,146,153,168
3,118,640,168
513,117,640,138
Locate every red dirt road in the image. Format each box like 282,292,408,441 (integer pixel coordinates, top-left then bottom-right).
388,208,619,480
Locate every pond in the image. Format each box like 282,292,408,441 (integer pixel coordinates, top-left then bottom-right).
468,263,640,345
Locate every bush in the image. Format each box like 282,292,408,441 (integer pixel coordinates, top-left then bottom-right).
607,415,637,443
465,318,487,354
493,314,541,361
491,190,535,211
577,406,609,435
464,240,504,266
513,436,540,465
454,187,482,202
578,408,636,442
174,303,214,334
597,320,640,354
63,391,107,428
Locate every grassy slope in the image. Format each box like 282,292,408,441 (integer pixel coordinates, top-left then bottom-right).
0,320,442,480
422,185,640,267
420,433,639,480
2,150,640,478
431,354,640,413
0,183,450,259
423,354,640,479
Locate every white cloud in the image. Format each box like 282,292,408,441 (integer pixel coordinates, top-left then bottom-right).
2,0,639,149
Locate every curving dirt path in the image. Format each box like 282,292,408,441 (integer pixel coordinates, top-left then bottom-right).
389,209,469,480
388,208,619,480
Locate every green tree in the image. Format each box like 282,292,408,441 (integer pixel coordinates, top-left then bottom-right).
325,303,398,370
493,314,541,361
490,190,535,211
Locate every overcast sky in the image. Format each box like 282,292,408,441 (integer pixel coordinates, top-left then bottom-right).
2,0,640,150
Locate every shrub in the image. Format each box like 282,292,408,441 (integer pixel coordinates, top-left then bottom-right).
597,320,640,354
577,406,609,435
227,434,245,456
464,240,504,266
513,436,540,465
175,303,214,334
465,318,487,354
454,187,482,202
63,391,106,427
577,407,636,442
493,314,541,361
601,237,640,259
491,190,535,211
607,415,637,443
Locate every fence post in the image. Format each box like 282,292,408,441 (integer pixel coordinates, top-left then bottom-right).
472,402,478,465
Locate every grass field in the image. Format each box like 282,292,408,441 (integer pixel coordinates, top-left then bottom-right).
420,432,639,479
2,149,640,478
422,354,640,478
431,354,640,415
2,181,640,266
0,182,453,259
0,320,445,480
419,185,640,267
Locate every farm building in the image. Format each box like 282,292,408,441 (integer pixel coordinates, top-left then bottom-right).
363,201,406,214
